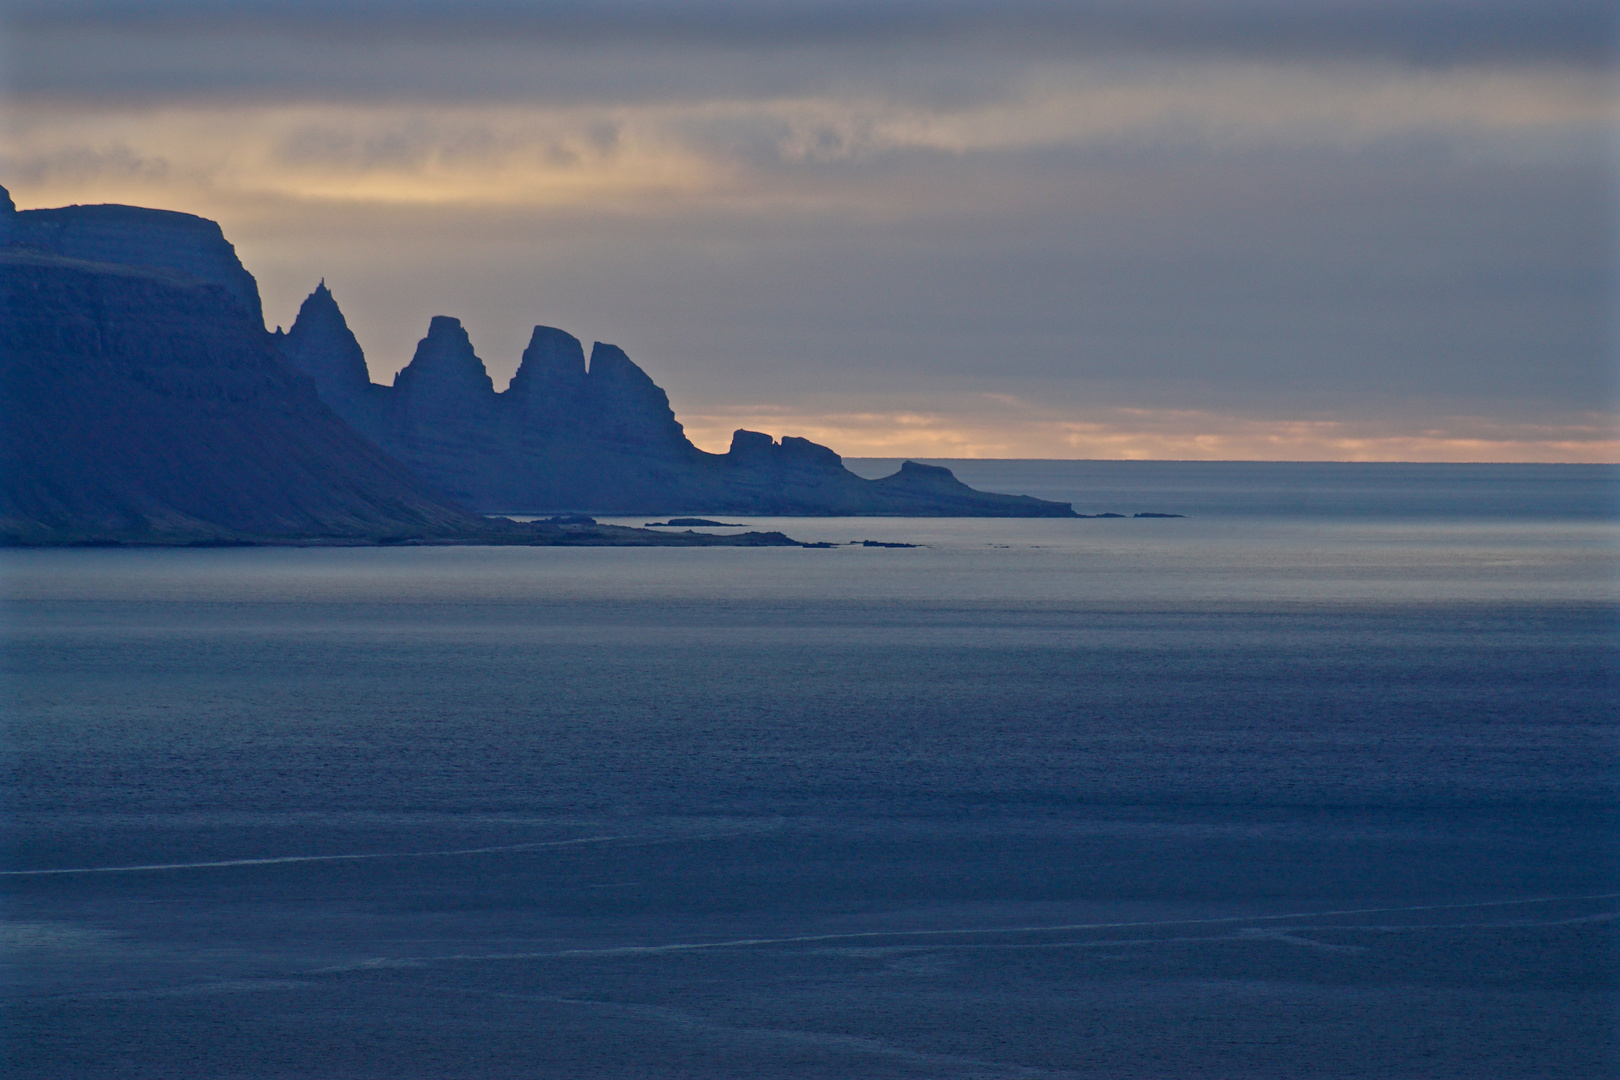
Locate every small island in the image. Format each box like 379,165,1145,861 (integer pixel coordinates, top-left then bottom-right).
643,518,746,528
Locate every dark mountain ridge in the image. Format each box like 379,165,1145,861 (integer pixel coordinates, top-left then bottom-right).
0,187,264,327
0,248,482,544
0,195,798,547
1,185,1077,537
277,283,1078,516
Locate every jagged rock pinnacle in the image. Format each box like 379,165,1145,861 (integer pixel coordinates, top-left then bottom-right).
270,292,1079,517
280,281,374,403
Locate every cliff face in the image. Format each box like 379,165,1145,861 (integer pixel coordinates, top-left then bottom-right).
0,249,484,544
0,194,265,328
278,285,1078,516
0,185,1075,519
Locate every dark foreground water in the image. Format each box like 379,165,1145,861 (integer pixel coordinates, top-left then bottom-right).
3,463,1617,1078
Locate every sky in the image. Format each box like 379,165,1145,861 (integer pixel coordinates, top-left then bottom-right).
2,0,1615,460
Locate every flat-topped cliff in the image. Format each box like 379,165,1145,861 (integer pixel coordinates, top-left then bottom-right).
0,187,264,327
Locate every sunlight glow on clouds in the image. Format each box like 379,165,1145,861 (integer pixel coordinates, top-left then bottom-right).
2,1,1612,461
4,63,1606,213
678,399,1620,463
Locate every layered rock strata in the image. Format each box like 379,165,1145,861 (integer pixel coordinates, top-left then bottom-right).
0,250,806,547
0,250,480,543
0,187,264,327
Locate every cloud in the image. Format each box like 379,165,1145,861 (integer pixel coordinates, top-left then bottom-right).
5,143,170,185
3,1,1613,111
2,2,1610,461
677,398,1620,462
6,1,1614,67
4,60,1605,216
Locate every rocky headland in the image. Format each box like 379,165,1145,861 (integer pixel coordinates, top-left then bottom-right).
0,194,795,546
0,186,1078,544
276,284,1077,516
0,247,808,548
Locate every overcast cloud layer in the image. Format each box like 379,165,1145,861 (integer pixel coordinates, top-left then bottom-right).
3,0,1614,459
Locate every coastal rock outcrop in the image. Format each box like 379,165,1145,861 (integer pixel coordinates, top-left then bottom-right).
0,192,264,327
276,280,377,407
0,186,1077,521
279,286,1079,516
0,249,480,543
389,316,503,504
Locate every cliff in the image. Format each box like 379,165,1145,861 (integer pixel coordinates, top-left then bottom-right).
0,185,1075,520
0,189,265,328
0,249,808,548
279,286,1078,516
0,250,486,544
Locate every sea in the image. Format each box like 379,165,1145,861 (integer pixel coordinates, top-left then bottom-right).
2,461,1616,1079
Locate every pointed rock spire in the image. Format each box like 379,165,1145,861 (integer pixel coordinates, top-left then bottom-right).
280,281,374,403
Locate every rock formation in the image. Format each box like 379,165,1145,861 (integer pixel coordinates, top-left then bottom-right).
0,194,802,546
278,285,1079,516
0,185,1076,522
0,248,479,544
0,190,264,327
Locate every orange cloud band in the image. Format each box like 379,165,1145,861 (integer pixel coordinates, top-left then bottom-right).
678,406,1620,463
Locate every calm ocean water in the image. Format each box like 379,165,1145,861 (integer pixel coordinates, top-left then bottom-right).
3,462,1616,1078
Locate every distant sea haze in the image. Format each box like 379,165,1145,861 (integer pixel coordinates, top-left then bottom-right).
845,459,1619,520
4,464,1615,1078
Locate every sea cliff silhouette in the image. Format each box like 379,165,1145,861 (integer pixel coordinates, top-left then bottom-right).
0,187,1076,541
0,249,471,544
276,284,1077,516
0,193,796,545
